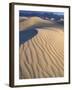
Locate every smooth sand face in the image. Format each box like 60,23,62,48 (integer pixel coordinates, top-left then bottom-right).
19,17,64,79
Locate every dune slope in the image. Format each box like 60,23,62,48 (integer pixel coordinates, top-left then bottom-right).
19,17,57,31
19,28,64,79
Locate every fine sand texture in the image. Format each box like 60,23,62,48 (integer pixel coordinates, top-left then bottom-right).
19,17,64,79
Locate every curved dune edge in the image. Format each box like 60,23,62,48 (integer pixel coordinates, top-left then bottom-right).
19,17,56,31
19,28,64,79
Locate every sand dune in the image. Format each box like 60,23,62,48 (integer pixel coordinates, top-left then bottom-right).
19,17,56,31
19,16,29,22
19,27,64,79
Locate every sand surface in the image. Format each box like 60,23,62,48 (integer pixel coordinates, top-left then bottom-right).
19,17,64,79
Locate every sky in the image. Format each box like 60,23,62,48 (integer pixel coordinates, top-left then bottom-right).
19,10,64,17
54,12,64,15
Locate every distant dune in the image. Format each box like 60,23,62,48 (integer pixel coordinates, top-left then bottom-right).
19,16,28,22
19,17,56,31
19,17,64,79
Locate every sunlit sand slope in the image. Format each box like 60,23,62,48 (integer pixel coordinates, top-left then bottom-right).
19,28,64,79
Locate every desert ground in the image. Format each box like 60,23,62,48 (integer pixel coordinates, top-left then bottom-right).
19,17,64,79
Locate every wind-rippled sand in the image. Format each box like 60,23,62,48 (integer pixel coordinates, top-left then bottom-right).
19,17,64,79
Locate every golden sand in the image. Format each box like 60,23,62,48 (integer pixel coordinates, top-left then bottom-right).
19,17,64,79
19,29,64,79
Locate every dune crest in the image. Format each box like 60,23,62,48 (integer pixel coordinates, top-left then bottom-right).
19,17,55,31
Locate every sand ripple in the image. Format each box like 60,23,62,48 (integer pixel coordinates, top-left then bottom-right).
19,29,64,79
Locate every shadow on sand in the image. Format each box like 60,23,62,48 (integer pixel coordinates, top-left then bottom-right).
19,23,63,45
19,24,55,45
19,27,38,45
